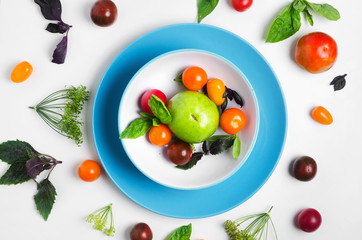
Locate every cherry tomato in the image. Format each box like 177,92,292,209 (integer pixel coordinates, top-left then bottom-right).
295,32,337,73
11,61,33,83
167,140,192,165
297,208,322,232
292,156,317,181
78,160,101,182
130,222,153,240
220,108,246,134
231,0,253,12
182,66,208,91
141,89,167,115
311,106,333,125
91,0,118,27
148,124,172,146
207,78,226,106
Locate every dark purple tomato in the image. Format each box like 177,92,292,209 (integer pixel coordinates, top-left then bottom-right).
130,222,153,240
297,208,322,232
167,140,192,165
292,156,317,181
91,0,117,27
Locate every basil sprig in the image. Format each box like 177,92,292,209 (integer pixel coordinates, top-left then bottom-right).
166,223,192,240
266,0,340,43
197,0,219,23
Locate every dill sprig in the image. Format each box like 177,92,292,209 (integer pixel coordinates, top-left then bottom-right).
224,206,278,240
86,203,115,237
29,85,89,146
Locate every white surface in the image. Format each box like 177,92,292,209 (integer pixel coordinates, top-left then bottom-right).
119,50,258,190
0,0,361,239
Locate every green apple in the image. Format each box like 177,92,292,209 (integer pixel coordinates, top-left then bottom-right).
167,91,219,143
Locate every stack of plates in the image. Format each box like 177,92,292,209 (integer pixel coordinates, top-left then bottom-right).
92,23,287,219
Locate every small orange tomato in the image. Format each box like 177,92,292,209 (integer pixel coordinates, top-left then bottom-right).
207,78,225,106
11,61,33,83
220,108,246,134
78,160,101,182
311,106,333,125
148,124,172,146
182,66,208,91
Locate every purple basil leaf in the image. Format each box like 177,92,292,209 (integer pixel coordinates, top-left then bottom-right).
52,35,68,64
46,22,69,34
232,90,244,108
34,0,62,21
26,157,44,180
221,97,228,113
202,141,208,155
176,152,204,170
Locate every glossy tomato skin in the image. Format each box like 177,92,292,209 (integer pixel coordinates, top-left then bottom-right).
78,160,101,182
220,108,247,134
140,89,167,115
182,66,208,91
91,0,118,27
167,140,192,165
231,0,253,12
295,32,337,73
297,208,322,232
292,156,317,181
311,106,333,125
148,124,172,146
207,78,226,106
11,61,33,83
130,222,153,240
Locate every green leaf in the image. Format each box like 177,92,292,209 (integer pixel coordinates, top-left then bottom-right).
139,112,154,118
152,118,161,127
174,72,186,88
34,179,57,221
0,140,36,164
293,0,306,12
197,0,219,23
206,135,234,142
232,135,241,160
266,4,302,43
148,95,172,124
306,1,340,20
0,161,31,185
303,8,314,26
166,223,192,240
119,118,153,139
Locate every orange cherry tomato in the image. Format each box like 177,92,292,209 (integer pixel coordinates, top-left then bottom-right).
148,124,172,146
11,61,33,83
311,106,333,125
207,78,226,106
220,108,247,134
78,160,101,182
182,66,208,91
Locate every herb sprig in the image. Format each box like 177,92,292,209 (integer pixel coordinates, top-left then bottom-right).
29,85,89,146
0,140,61,220
86,203,115,237
166,223,192,240
197,0,219,23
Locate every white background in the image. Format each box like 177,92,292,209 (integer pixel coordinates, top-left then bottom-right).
0,0,361,239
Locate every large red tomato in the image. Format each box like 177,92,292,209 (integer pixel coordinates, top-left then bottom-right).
295,32,337,74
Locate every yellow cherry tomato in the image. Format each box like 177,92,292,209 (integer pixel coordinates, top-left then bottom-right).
311,106,333,125
207,78,226,106
11,61,33,83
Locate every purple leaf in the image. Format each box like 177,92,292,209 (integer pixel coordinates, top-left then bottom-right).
34,0,62,21
26,157,44,180
46,22,70,34
52,35,68,64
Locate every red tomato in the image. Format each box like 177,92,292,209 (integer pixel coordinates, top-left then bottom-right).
140,89,167,115
231,0,253,12
292,156,317,181
130,223,153,240
220,108,247,134
78,160,101,182
297,208,322,232
182,66,208,91
148,124,172,146
311,106,333,125
91,0,118,27
295,32,337,73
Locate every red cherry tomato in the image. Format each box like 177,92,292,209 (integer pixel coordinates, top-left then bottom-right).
182,66,208,91
130,222,153,240
11,61,33,83
311,106,333,125
91,0,118,27
295,32,338,73
297,208,322,232
78,160,101,182
231,0,253,12
140,89,167,115
292,156,317,181
148,124,172,146
220,108,247,134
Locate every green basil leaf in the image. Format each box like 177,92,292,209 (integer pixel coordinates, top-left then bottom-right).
0,140,37,164
232,135,241,160
303,8,314,26
174,72,186,88
139,112,154,118
119,118,153,139
0,161,31,185
306,2,340,21
166,223,192,240
293,0,306,12
197,0,219,23
34,179,57,221
148,95,172,124
206,135,234,143
152,118,161,127
266,4,302,43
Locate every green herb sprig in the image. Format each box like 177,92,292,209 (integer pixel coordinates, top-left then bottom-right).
166,223,192,240
86,203,115,237
0,140,61,220
29,85,89,146
197,0,219,23
224,207,278,240
266,0,340,43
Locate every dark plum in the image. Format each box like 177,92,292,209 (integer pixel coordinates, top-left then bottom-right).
91,0,117,27
292,156,317,181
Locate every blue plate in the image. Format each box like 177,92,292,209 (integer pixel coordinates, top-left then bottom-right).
92,23,287,218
